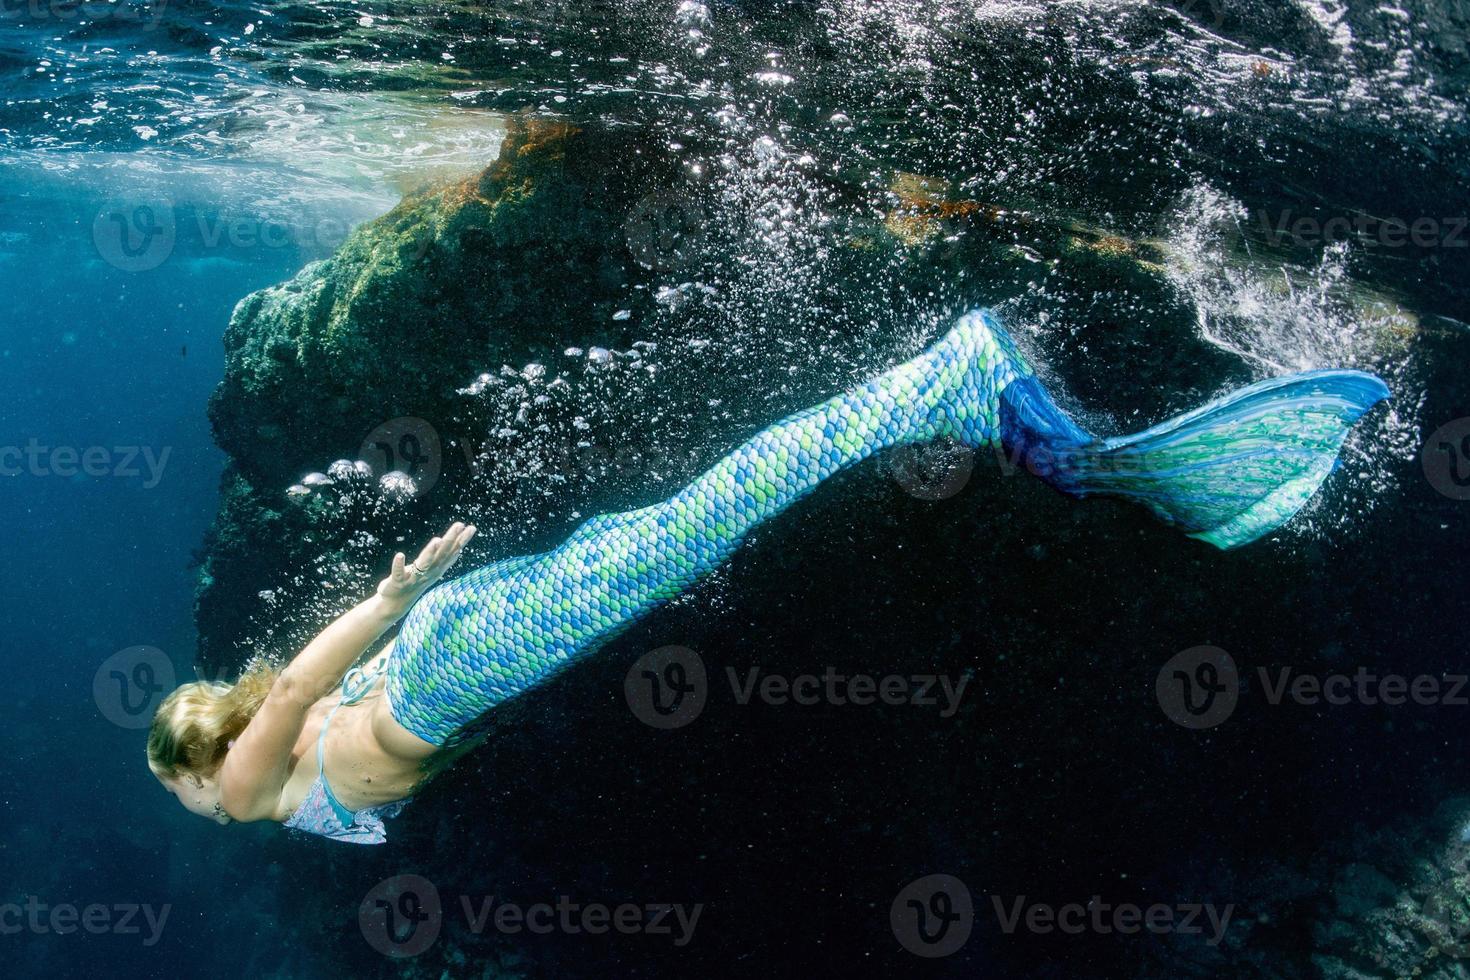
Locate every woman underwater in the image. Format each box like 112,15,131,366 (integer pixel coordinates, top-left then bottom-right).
148,310,1390,843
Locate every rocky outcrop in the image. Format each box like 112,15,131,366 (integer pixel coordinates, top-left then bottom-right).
207,118,672,490
1129,798,1470,979
195,117,688,671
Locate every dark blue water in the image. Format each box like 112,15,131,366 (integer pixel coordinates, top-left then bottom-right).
0,172,367,975
2,1,1468,977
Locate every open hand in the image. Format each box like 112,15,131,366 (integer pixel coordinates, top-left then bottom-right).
378,521,477,605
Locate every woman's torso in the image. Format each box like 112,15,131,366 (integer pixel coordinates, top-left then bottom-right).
273,649,431,822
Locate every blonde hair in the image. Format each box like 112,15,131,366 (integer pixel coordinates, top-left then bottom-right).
147,664,279,779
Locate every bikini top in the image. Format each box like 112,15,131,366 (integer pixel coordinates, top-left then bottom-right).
282,660,409,845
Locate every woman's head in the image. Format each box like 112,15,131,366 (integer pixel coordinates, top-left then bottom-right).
147,665,276,823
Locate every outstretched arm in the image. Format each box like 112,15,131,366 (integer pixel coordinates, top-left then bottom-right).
220,522,476,820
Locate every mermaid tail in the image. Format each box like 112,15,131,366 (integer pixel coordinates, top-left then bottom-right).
385,316,994,744
994,366,1390,549
385,310,1387,744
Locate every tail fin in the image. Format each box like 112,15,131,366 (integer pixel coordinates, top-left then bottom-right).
999,370,1390,549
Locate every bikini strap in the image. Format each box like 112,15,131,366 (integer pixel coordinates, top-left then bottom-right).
340,657,388,705
317,656,383,777
316,658,383,776
315,699,361,829
312,659,388,826
316,701,345,776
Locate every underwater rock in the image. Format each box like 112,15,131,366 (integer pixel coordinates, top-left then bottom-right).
195,115,685,671
208,116,677,491
1128,797,1470,979
1311,799,1470,979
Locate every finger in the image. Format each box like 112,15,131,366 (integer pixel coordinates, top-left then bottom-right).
451,524,476,557
391,552,407,579
419,524,467,572
441,522,470,553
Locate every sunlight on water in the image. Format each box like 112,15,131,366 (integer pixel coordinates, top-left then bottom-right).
202,92,508,192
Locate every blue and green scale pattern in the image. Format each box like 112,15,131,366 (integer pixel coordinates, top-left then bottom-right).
384,309,1387,746
385,311,1025,745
